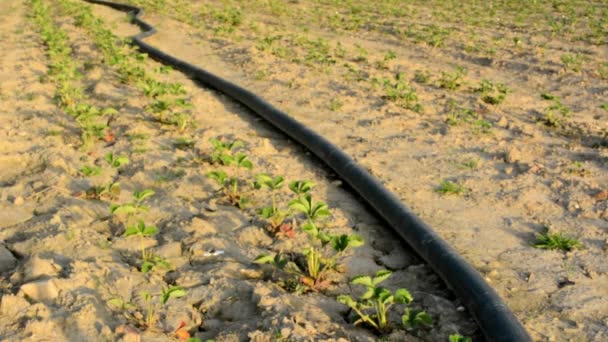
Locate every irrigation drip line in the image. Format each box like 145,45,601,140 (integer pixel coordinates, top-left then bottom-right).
82,1,532,340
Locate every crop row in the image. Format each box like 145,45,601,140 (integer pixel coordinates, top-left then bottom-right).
32,0,476,340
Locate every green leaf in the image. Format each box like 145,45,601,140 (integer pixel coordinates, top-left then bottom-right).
301,221,318,237
331,234,363,252
373,270,392,285
288,196,310,214
141,260,154,273
123,226,140,237
142,225,158,236
111,203,137,215
253,254,275,264
395,288,413,305
351,275,372,287
360,287,374,300
134,189,155,202
377,288,394,304
161,286,186,304
337,294,356,308
288,180,315,194
207,170,228,185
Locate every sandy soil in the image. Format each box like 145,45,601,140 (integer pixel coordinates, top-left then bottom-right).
0,0,479,341
96,0,608,341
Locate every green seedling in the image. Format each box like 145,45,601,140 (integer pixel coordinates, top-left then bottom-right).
288,180,315,196
561,53,584,72
475,79,508,105
459,158,479,170
533,231,582,251
110,189,155,220
255,223,363,292
541,97,571,127
218,152,253,169
84,182,121,200
207,171,250,209
210,137,244,163
141,254,171,273
600,103,608,111
338,270,418,333
80,165,101,176
435,180,467,195
438,67,466,90
289,194,331,221
449,335,473,342
141,286,186,329
377,73,422,112
105,152,130,168
256,174,289,233
123,219,158,261
402,308,433,330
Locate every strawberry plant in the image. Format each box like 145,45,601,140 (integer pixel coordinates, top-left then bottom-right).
288,180,315,196
255,174,289,233
105,152,130,168
288,194,331,222
209,137,244,164
140,286,186,329
123,219,158,261
110,189,155,222
207,171,250,209
80,165,101,176
338,270,426,333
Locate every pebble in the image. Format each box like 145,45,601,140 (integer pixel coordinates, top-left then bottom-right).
0,245,17,272
13,196,24,205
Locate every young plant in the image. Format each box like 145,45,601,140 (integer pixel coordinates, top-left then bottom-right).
475,79,508,105
338,270,420,333
207,171,250,209
402,308,433,331
288,180,315,196
110,189,155,221
255,226,363,292
541,97,571,127
105,152,130,168
378,73,422,112
141,286,186,329
80,165,101,176
533,231,582,251
83,182,121,200
288,194,331,222
438,67,466,90
209,137,244,163
123,219,158,261
256,174,289,233
435,180,467,195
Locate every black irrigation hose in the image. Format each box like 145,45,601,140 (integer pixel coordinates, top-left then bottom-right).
82,1,532,341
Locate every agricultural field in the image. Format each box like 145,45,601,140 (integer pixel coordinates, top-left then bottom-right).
0,0,606,341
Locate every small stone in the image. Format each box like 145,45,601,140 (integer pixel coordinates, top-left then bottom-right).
0,245,17,272
20,278,60,302
13,196,24,206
